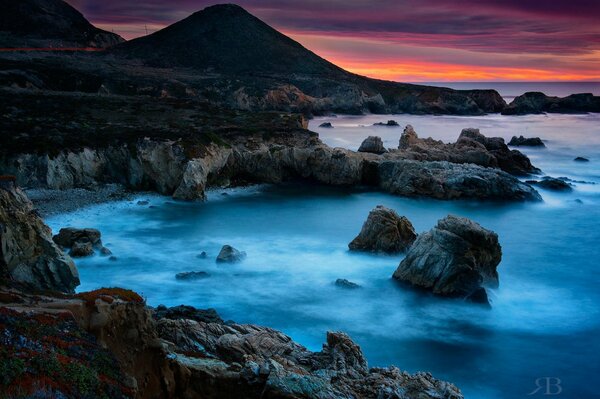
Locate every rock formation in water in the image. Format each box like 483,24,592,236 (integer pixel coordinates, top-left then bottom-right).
319,122,334,128
0,0,124,49
53,227,108,257
508,136,545,147
502,92,600,115
349,205,417,253
374,120,400,126
526,177,573,191
335,279,361,289
217,245,247,263
574,157,590,162
0,177,79,292
358,136,387,154
393,215,501,305
395,126,540,176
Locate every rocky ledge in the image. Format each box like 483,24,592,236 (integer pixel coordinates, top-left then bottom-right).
0,90,541,203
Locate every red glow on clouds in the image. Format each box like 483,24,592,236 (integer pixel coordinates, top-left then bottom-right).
77,0,600,82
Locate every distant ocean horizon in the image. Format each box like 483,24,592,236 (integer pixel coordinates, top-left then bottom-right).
417,81,600,101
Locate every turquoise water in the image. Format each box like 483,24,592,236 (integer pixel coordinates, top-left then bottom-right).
46,114,600,398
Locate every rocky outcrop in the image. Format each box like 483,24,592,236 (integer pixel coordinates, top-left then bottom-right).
508,136,545,147
175,271,210,280
217,245,247,263
358,136,387,154
574,157,590,162
393,215,502,305
349,205,417,253
0,178,79,292
319,122,334,128
395,126,540,176
502,92,600,115
0,287,464,399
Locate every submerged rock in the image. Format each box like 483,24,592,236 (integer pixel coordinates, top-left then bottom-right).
526,177,573,191
508,136,545,147
392,215,501,305
196,251,208,259
335,279,361,289
319,122,334,128
176,271,210,280
574,157,590,162
357,136,387,154
374,120,400,127
137,200,150,205
100,246,113,256
216,245,246,263
349,205,417,253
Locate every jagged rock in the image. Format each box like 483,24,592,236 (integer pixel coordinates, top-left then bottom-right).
358,136,387,154
393,215,501,305
319,122,334,128
574,157,590,162
100,246,113,256
175,271,210,280
526,177,573,191
335,279,361,289
154,304,223,324
216,245,247,263
70,241,94,258
508,136,545,147
349,206,417,253
0,180,79,292
53,227,103,249
374,120,400,127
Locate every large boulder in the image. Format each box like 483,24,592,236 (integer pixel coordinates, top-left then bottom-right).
392,215,501,305
53,227,103,249
358,136,387,154
349,206,417,253
0,178,79,292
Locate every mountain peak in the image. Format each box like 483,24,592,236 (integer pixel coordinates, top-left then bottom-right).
112,3,345,77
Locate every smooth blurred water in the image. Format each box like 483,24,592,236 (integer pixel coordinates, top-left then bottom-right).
46,113,600,399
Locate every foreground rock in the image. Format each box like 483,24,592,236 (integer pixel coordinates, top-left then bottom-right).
508,136,545,147
502,92,600,115
0,178,79,292
349,206,417,253
217,245,247,263
154,304,223,324
358,136,387,154
393,215,501,305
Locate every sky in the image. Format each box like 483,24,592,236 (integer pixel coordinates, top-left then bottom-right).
67,0,600,82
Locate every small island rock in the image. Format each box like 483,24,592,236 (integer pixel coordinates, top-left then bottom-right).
374,120,400,127
217,245,247,263
508,136,545,147
335,279,361,289
319,122,334,128
574,157,590,162
176,271,210,280
392,215,501,305
349,205,417,253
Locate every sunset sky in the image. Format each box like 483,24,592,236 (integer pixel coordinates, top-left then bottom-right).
67,0,600,82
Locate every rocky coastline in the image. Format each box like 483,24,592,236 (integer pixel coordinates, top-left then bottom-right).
0,181,464,398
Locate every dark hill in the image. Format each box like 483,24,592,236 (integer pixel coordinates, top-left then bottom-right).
113,4,346,77
0,0,123,48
